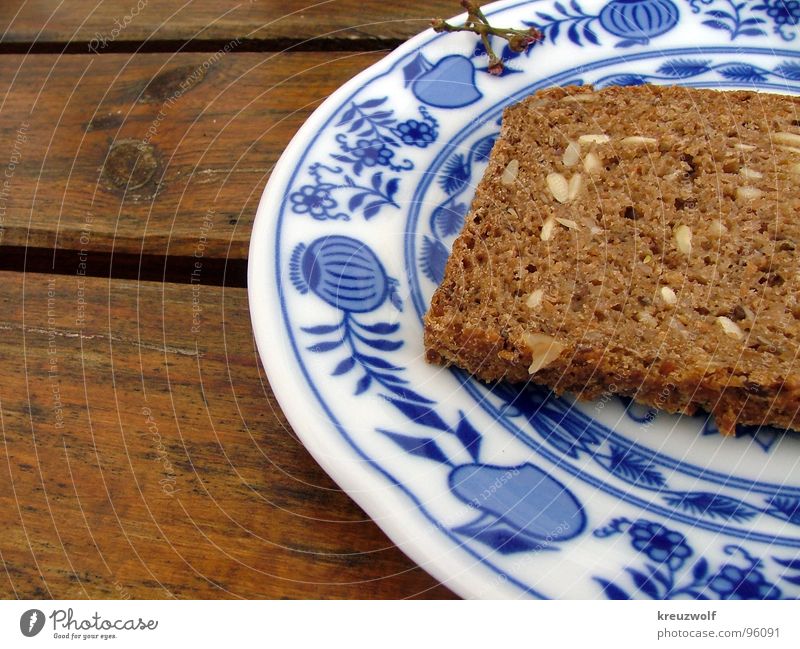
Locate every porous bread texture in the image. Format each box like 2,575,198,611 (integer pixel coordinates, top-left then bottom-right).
423,84,800,435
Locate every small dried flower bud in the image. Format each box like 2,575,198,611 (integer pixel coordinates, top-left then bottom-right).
508,34,527,52
487,60,504,76
430,18,447,31
527,26,543,41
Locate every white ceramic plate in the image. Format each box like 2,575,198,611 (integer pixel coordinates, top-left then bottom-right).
249,0,800,598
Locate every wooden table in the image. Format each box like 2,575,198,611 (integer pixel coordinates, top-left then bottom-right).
0,0,456,599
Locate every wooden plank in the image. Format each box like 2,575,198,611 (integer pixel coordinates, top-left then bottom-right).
0,271,455,598
0,0,456,49
0,51,385,261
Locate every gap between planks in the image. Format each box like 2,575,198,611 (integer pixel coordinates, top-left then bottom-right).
0,246,247,288
0,38,404,56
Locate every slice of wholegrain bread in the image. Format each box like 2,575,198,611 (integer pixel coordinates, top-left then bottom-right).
423,84,800,434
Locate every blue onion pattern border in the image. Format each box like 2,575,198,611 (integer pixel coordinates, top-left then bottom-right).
273,0,800,598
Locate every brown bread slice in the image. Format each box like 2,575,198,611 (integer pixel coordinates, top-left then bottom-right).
423,84,800,435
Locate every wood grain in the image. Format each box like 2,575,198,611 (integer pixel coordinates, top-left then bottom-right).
0,0,468,599
0,1,457,49
0,271,455,598
0,51,385,261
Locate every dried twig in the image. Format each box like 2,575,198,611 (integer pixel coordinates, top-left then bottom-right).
431,1,543,75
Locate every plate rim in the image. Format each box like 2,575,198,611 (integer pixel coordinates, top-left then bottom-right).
248,0,537,599
248,0,800,599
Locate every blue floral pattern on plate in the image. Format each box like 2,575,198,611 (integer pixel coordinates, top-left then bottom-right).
288,98,438,221
690,0,799,41
250,0,800,598
594,518,800,599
